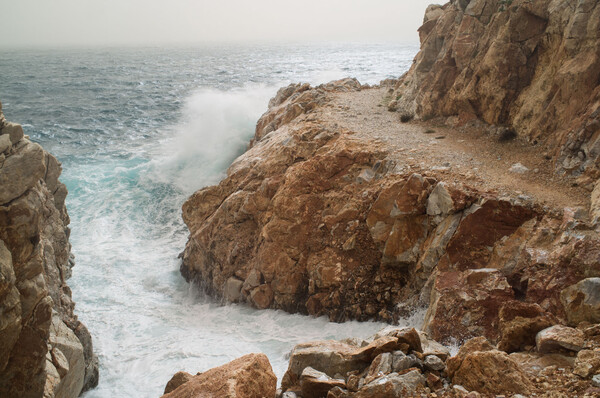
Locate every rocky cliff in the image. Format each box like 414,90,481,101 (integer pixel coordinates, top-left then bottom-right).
0,102,98,397
181,78,600,346
390,0,600,180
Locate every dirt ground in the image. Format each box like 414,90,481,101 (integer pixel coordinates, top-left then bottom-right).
319,87,589,213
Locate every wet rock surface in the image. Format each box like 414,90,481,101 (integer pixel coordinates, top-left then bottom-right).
0,103,98,397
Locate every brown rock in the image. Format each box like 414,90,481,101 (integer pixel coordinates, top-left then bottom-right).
424,268,514,342
446,337,495,379
443,199,536,271
418,331,451,361
364,352,393,383
300,367,346,398
164,371,193,394
509,351,575,377
353,369,426,398
451,349,533,395
592,180,600,222
0,109,98,396
0,140,46,205
573,349,600,378
224,277,243,303
281,340,369,391
0,240,20,373
393,0,600,176
1,121,24,145
354,336,402,361
250,284,274,309
561,278,600,325
536,325,585,353
161,353,276,398
426,372,443,391
497,301,556,353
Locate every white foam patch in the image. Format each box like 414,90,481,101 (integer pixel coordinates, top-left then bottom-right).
147,84,278,195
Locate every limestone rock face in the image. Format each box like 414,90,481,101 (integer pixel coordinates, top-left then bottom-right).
0,107,98,397
161,353,276,398
181,79,600,345
393,0,600,177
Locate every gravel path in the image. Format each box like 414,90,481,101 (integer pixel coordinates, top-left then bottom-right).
319,87,588,211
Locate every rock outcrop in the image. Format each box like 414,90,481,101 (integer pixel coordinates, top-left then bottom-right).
391,0,600,179
0,102,98,397
181,79,600,345
159,325,595,398
160,353,276,398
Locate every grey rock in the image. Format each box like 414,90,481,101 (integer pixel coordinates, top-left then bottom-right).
427,182,454,216
592,374,600,388
366,352,393,382
509,163,529,174
536,325,585,353
356,370,425,397
424,355,446,371
300,366,345,398
560,278,600,325
224,277,244,302
281,340,368,391
47,313,85,398
392,351,422,372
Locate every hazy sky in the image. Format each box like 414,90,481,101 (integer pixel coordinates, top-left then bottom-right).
1,0,436,48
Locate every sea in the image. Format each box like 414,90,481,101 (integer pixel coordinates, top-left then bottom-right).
0,43,422,397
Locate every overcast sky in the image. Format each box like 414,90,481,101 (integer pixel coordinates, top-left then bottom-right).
1,0,437,48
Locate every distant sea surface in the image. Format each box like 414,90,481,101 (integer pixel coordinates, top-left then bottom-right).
0,44,421,397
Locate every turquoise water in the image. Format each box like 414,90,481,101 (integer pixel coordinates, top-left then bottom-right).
0,44,421,397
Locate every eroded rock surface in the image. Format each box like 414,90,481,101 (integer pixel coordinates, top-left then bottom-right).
0,103,98,397
181,80,600,346
392,0,600,178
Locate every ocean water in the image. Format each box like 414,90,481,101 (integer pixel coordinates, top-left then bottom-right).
0,44,422,397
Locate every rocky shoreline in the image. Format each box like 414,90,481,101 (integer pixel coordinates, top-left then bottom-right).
0,102,98,397
175,0,600,396
162,322,600,397
174,77,600,397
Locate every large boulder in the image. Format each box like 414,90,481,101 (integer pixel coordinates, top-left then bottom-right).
447,338,534,395
561,278,600,325
161,353,276,398
281,340,370,391
536,325,585,353
497,302,556,353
